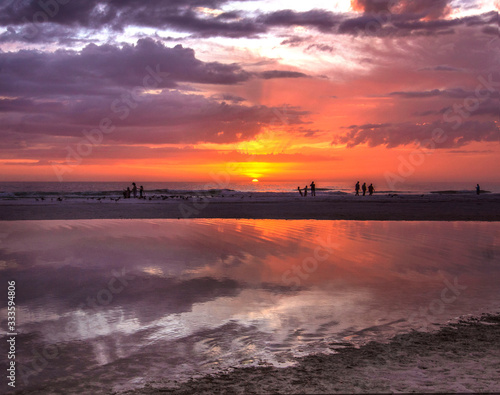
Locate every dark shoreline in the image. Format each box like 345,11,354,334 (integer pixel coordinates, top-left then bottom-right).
1,194,500,221
126,313,500,394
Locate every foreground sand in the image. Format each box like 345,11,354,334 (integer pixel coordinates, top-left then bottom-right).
1,193,500,221
127,313,500,394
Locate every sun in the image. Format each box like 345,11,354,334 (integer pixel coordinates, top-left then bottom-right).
252,179,259,182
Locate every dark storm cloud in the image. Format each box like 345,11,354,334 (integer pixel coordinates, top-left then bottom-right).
337,11,496,36
0,38,253,98
0,37,310,148
0,98,64,112
482,25,499,35
0,89,310,146
2,0,493,42
0,38,309,98
258,9,342,32
333,120,499,149
0,0,230,27
0,0,265,39
0,23,94,45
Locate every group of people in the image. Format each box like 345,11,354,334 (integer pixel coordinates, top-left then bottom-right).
123,182,144,199
355,181,375,196
298,181,316,197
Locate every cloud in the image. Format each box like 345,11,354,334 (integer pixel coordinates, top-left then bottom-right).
0,38,313,150
0,39,257,99
0,0,495,42
211,93,247,103
389,88,500,99
258,9,342,32
0,0,266,40
389,89,443,98
280,35,308,46
390,0,452,20
352,0,452,19
0,38,311,99
257,70,309,79
426,99,500,118
0,88,310,147
419,65,462,72
306,43,334,52
351,0,392,14
333,121,499,148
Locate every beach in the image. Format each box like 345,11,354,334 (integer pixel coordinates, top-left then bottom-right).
2,198,499,394
1,192,500,221
127,313,500,394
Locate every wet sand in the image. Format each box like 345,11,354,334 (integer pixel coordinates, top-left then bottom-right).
1,193,500,221
128,313,500,394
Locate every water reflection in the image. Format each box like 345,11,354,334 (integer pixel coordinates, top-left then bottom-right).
0,219,499,392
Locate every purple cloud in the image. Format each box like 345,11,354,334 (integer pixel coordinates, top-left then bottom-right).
334,121,499,148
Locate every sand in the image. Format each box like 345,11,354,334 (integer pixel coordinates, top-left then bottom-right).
4,193,499,394
126,313,500,394
1,193,500,221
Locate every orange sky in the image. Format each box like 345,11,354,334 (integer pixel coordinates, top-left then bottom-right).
0,0,498,186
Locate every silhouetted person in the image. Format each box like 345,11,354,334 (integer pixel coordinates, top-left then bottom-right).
476,184,480,195
132,182,137,198
355,181,360,196
304,185,308,197
310,181,316,196
140,185,144,198
126,187,131,199
123,189,127,199
368,183,374,196
297,186,303,196
362,182,367,196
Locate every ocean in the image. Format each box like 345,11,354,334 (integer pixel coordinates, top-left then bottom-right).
2,219,499,392
1,181,498,200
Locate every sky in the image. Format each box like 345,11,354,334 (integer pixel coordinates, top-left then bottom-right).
0,0,498,185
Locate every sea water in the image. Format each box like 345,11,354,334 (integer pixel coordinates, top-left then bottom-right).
1,181,499,200
0,219,498,392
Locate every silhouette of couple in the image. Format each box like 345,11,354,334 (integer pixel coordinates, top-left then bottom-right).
355,181,374,196
298,181,316,197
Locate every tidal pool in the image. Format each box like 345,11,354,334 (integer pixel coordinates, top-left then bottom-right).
0,219,498,392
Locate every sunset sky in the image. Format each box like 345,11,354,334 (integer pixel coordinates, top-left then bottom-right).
0,0,498,185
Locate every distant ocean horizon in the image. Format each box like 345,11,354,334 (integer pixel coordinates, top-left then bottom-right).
1,180,499,200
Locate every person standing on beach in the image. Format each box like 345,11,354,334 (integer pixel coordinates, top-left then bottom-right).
126,187,131,199
355,181,360,196
362,182,367,196
140,185,144,199
132,183,137,198
310,181,316,197
304,185,308,197
297,186,303,196
368,183,374,196
476,184,481,195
